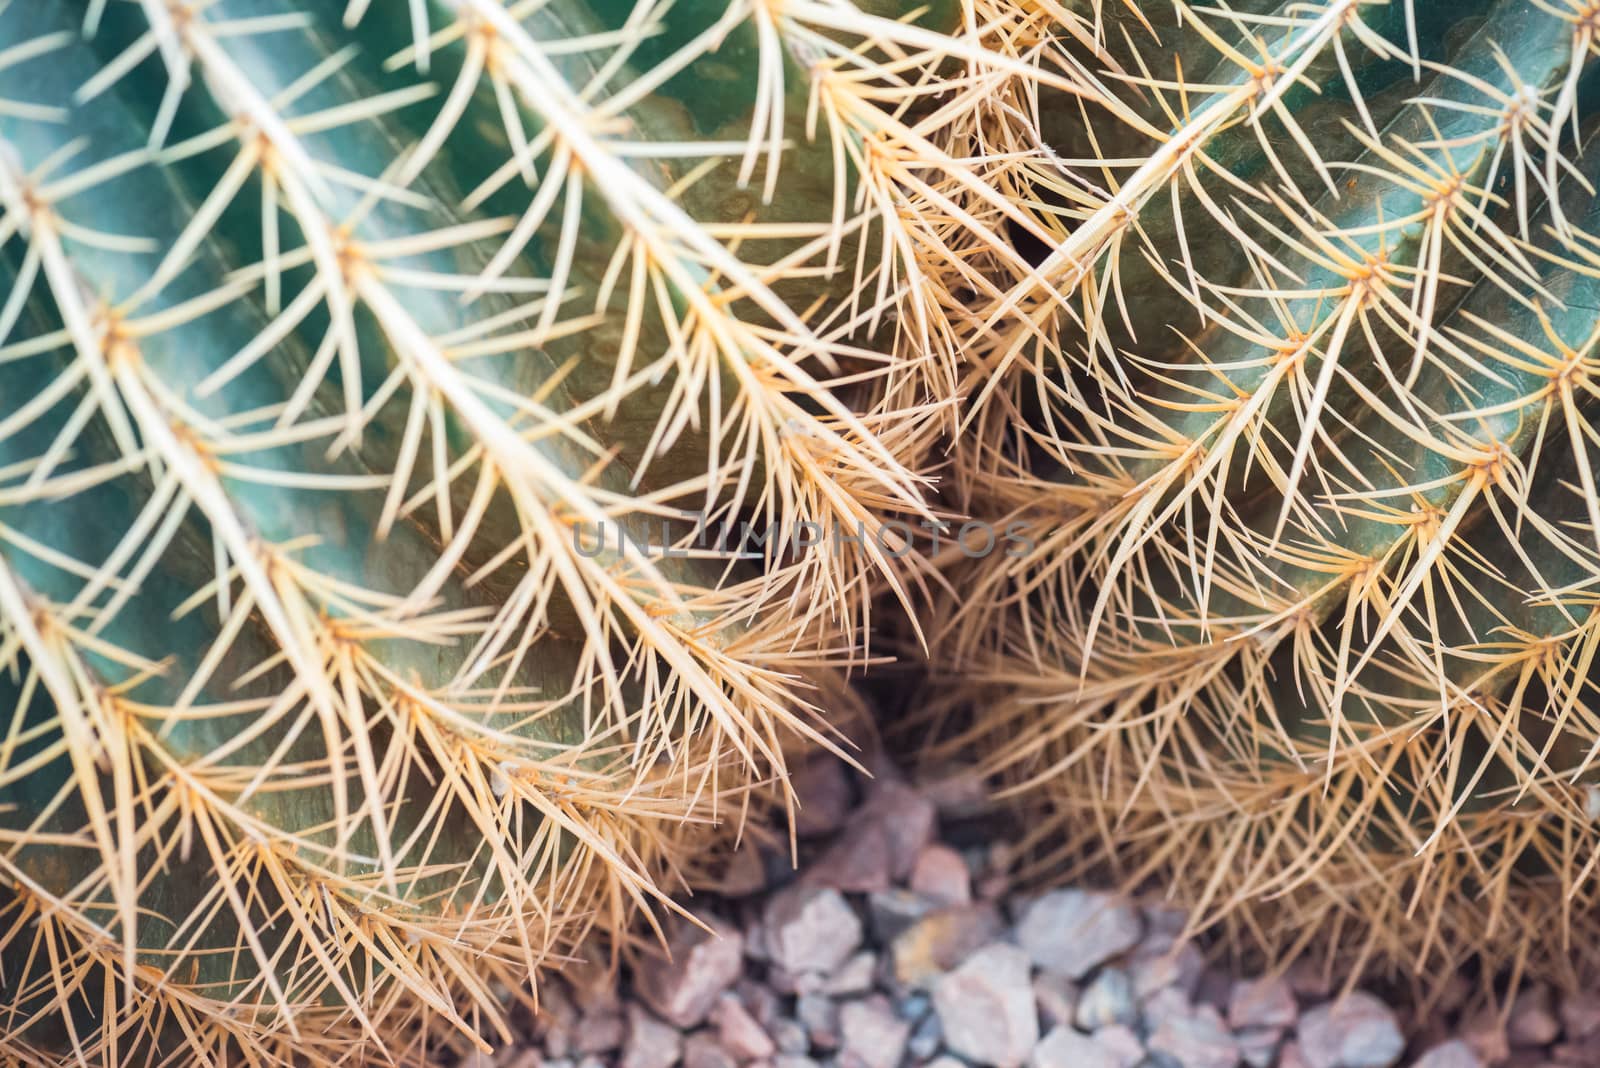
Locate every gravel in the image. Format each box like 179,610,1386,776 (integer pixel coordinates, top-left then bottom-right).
461,755,1600,1068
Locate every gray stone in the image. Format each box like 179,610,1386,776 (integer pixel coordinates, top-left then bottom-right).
796,994,840,1050
719,844,767,897
772,1019,809,1055
1460,1011,1509,1066
738,981,781,1029
635,920,745,1028
1552,1039,1600,1065
803,821,894,893
1561,993,1600,1040
1510,985,1560,1047
1032,972,1079,1029
1410,1041,1482,1068
1016,890,1142,980
863,781,939,879
891,903,1005,986
1286,962,1333,1000
920,769,988,817
1236,1028,1282,1068
869,889,937,943
1142,989,1196,1030
909,1012,943,1060
1132,945,1205,1001
743,912,772,964
535,983,578,1058
1278,1042,1312,1068
621,1006,683,1068
767,964,826,998
765,886,864,975
826,951,879,996
839,997,912,1068
910,845,973,906
897,992,933,1022
1076,967,1138,1030
1140,1053,1185,1068
933,943,1039,1068
793,757,853,837
713,994,777,1060
566,956,622,1016
1298,993,1406,1068
1227,977,1297,1031
574,1010,626,1054
1095,1026,1148,1067
683,1033,737,1068
1146,1002,1239,1068
1033,1027,1141,1068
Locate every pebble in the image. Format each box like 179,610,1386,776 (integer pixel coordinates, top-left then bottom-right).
771,1019,809,1055
803,821,894,893
719,845,767,897
1460,1010,1509,1065
738,980,781,1028
1016,889,1143,979
1299,993,1406,1068
1096,1024,1148,1066
825,951,879,996
933,942,1039,1067
1279,1041,1313,1068
1410,1040,1483,1068
1133,944,1206,1001
1510,985,1561,1047
795,994,839,1049
862,781,937,879
1076,967,1138,1030
1236,1027,1283,1068
683,1032,738,1068
792,758,852,837
1287,962,1333,999
774,1057,819,1068
1033,1026,1141,1068
764,886,863,975
565,955,622,1016
891,903,1004,986
621,1006,683,1068
838,997,911,1068
908,1012,943,1059
909,844,972,906
713,994,776,1060
634,921,745,1028
868,889,936,943
573,1010,625,1054
1559,993,1600,1040
1228,977,1298,1031
1146,1001,1240,1068
1033,972,1079,1028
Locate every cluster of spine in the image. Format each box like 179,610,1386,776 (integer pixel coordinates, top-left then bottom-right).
0,0,1093,1062
916,0,1600,1001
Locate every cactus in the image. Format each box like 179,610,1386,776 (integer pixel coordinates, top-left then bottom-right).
0,0,1081,1061
921,0,1600,996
